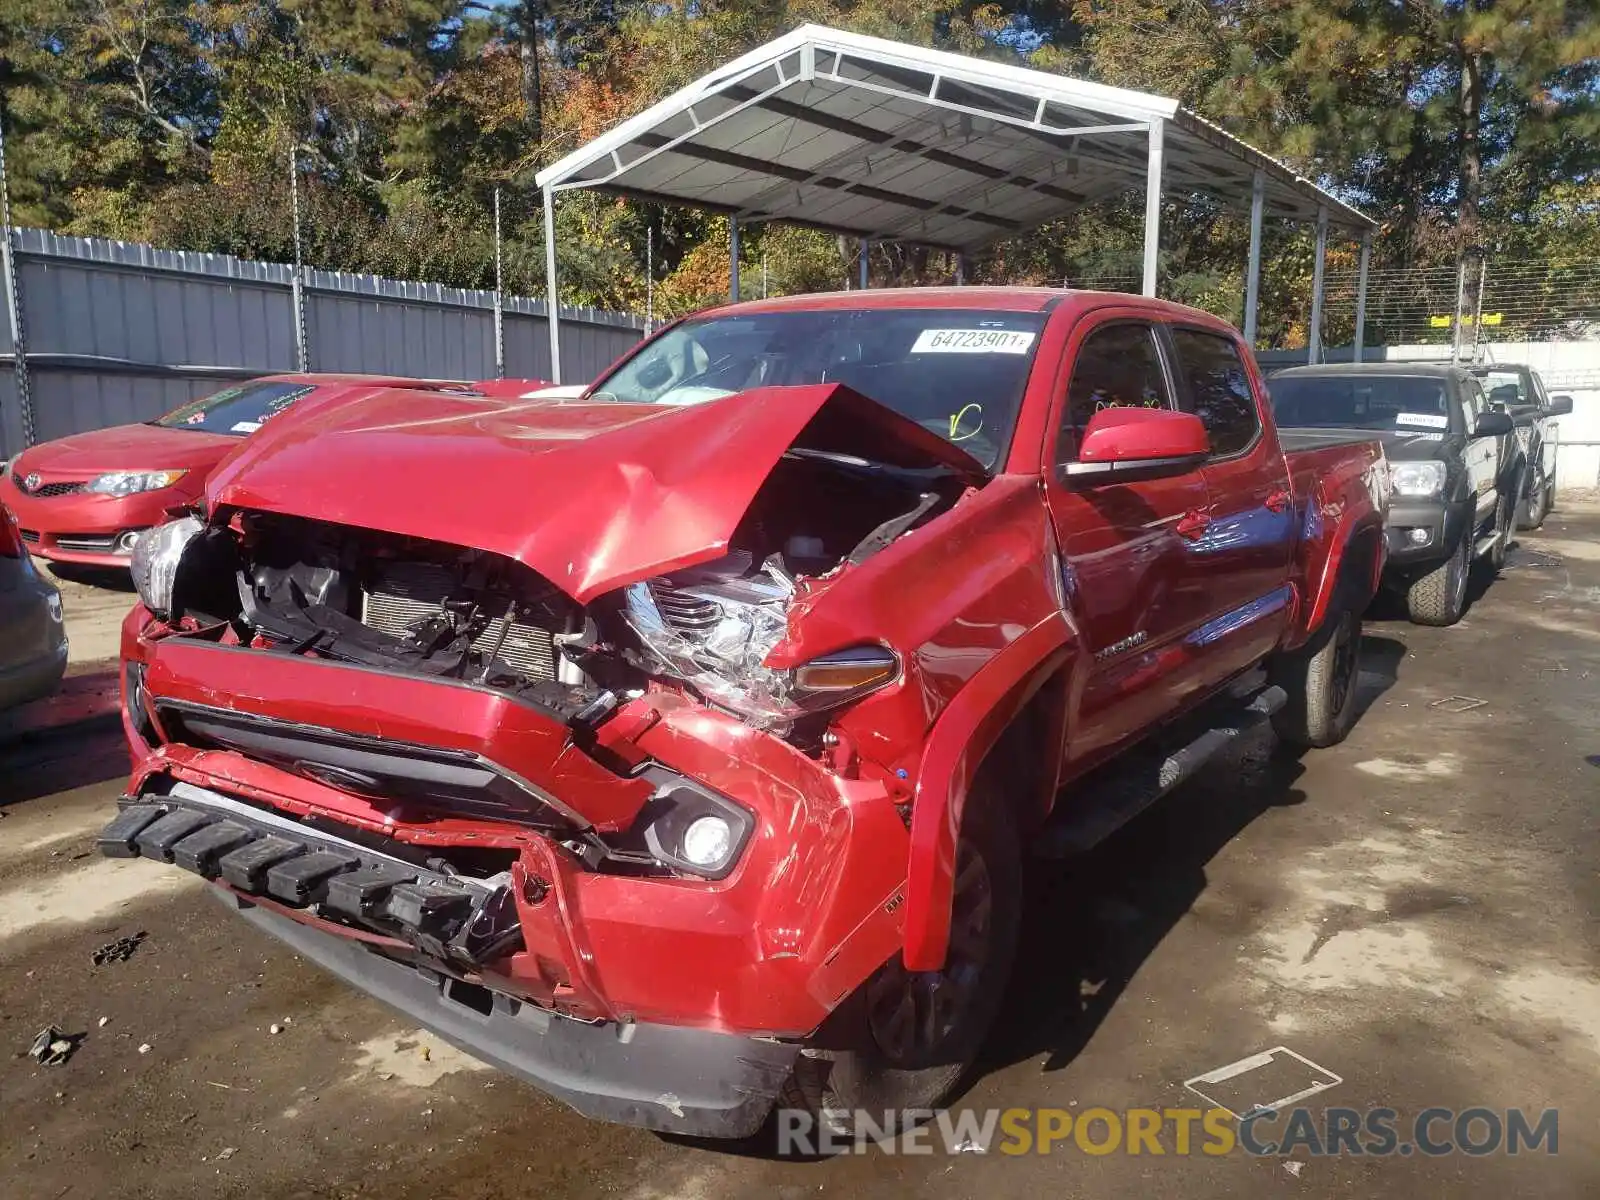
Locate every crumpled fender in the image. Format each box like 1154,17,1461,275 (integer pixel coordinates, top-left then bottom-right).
902,612,1072,971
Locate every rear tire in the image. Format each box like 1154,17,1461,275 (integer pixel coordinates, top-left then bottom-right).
1272,604,1361,749
1517,470,1550,530
1488,485,1514,572
1405,530,1470,626
789,793,1020,1141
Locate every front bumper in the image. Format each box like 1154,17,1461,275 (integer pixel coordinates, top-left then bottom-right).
1383,496,1471,573
228,896,797,1137
117,612,911,1048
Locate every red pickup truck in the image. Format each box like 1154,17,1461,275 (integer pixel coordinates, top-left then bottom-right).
99,289,1388,1140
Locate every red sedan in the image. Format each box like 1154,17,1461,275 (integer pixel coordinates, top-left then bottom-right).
0,374,466,567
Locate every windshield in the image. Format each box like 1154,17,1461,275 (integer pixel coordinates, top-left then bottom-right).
587,308,1049,469
155,381,318,435
1270,375,1455,433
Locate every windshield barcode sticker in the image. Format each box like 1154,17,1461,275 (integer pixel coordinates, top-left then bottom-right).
1396,412,1449,429
911,329,1036,355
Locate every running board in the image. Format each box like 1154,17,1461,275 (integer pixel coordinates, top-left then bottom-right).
1033,683,1287,859
1474,531,1502,558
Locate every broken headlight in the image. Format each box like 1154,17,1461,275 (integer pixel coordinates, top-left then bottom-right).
129,516,203,619
621,558,898,731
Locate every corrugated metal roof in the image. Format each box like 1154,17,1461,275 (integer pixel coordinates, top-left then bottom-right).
536,24,1374,250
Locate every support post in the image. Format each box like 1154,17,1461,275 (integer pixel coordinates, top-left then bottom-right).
645,225,654,335
1307,205,1328,364
1142,118,1164,298
0,110,34,449
1469,251,1487,363
492,187,505,380
955,253,968,286
288,141,309,372
1243,168,1265,347
1451,255,1468,363
543,186,562,384
859,238,870,289
1353,230,1371,363
729,217,740,302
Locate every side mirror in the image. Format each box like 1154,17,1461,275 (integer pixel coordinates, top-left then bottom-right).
1474,411,1514,437
1062,408,1210,483
1544,395,1574,417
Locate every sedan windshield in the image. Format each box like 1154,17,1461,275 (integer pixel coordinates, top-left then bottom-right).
1270,375,1454,432
155,381,317,435
587,308,1049,469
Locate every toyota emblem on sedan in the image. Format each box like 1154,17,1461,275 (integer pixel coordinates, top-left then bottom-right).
22,473,40,493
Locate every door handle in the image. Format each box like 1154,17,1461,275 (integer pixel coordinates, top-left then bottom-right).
1264,488,1291,512
1176,510,1211,540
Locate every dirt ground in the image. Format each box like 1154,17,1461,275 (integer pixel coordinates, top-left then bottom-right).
2,511,1597,1200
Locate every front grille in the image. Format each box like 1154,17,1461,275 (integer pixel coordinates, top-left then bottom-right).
55,533,117,553
20,529,39,545
27,481,85,498
360,561,558,681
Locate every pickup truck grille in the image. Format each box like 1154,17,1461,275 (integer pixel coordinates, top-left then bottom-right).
646,582,722,632
361,561,558,681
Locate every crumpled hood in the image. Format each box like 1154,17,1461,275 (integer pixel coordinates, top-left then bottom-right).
14,422,237,476
205,383,984,603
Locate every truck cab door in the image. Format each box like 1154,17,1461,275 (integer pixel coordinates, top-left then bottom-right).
1043,316,1215,769
1165,325,1296,684
1461,379,1500,526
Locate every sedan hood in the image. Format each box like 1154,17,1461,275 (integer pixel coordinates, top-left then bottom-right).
206,383,985,603
14,423,237,476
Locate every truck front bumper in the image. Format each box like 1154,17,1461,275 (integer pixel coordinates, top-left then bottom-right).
227,891,798,1137
1383,496,1472,574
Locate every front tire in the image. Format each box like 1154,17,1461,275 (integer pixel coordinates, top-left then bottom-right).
1517,469,1550,530
1272,604,1361,748
1405,530,1470,626
793,795,1020,1140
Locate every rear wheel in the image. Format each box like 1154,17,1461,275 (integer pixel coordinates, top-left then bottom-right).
789,795,1020,1140
1405,530,1470,626
1517,468,1550,530
1488,485,1515,572
1272,603,1361,748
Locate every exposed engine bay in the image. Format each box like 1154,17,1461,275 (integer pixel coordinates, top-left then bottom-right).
157,448,967,735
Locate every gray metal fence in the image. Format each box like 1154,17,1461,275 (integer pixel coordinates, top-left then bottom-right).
0,228,645,458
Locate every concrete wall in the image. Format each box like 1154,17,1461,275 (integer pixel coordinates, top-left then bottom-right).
0,229,645,459
1259,341,1600,491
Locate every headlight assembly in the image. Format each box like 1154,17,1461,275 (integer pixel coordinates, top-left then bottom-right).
1390,460,1446,499
86,470,187,497
129,516,203,618
621,559,899,731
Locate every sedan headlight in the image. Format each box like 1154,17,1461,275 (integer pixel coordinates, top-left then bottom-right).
85,470,187,497
621,560,898,731
129,517,203,618
1390,461,1446,499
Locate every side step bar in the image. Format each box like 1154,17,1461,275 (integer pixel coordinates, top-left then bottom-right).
1034,684,1286,859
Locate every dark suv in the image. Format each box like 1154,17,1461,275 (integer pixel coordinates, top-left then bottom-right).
1470,364,1575,530
1270,363,1520,626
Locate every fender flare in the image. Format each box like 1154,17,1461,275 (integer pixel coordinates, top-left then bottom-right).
1306,512,1385,636
902,613,1073,971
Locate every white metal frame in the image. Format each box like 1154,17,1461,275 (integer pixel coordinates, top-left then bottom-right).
534,24,1375,381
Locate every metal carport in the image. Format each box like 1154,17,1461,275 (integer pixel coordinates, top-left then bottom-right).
534,24,1376,382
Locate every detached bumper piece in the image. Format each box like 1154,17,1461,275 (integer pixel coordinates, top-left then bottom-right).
97,782,517,967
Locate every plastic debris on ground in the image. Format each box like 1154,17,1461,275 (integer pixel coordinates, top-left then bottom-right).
30,1026,82,1066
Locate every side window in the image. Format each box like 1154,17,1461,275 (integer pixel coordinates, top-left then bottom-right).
1058,323,1171,462
1463,381,1485,429
1170,328,1259,458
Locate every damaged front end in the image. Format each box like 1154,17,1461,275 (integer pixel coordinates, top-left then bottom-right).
106,382,980,1132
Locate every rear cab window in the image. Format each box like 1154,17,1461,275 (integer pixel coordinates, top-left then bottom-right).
1169,328,1260,458
1057,323,1173,462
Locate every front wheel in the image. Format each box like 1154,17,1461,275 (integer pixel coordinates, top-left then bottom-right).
1517,469,1550,530
1272,604,1361,748
791,796,1020,1140
1405,531,1470,626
